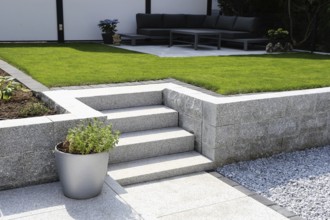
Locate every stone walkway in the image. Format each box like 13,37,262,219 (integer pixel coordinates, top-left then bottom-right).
0,172,291,220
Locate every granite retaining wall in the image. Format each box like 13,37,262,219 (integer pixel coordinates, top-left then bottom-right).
163,87,330,166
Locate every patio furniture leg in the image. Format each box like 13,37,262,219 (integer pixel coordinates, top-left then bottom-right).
244,41,248,50
169,32,173,47
132,39,136,46
218,34,221,50
194,34,199,50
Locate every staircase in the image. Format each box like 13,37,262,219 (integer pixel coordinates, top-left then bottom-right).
99,89,214,186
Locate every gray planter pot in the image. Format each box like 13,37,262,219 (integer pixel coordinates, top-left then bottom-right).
54,143,109,199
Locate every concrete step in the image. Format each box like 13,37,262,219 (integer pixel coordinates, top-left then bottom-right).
102,105,178,133
108,151,214,186
78,90,162,111
109,127,194,164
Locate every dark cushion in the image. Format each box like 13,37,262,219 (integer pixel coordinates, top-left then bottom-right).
186,15,206,28
233,17,257,32
163,14,186,28
218,30,255,39
137,28,171,37
202,16,218,28
136,13,163,28
215,16,237,30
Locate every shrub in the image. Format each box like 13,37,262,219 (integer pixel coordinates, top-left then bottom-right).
19,102,50,117
62,119,119,155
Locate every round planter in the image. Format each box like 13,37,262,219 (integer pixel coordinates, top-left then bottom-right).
54,143,109,199
102,33,114,44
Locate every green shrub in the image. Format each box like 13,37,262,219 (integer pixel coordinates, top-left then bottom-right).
19,102,49,117
0,76,22,100
63,119,119,155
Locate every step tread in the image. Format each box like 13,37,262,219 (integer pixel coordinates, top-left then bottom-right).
101,105,177,120
108,151,213,181
117,127,193,146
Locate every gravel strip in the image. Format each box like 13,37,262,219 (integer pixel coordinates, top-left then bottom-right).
217,146,330,220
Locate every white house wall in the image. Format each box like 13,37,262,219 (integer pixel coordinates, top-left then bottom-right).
0,0,209,41
151,0,207,14
0,0,57,41
63,0,145,41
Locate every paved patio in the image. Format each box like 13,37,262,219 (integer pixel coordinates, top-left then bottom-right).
0,172,289,220
114,45,268,57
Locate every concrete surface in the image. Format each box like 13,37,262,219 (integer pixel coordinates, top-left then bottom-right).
115,45,268,57
0,172,289,220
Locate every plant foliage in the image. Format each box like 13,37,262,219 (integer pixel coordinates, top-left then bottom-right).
63,118,119,155
19,102,50,117
0,76,22,100
98,19,119,34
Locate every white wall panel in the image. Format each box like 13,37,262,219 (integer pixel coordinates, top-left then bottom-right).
152,0,207,14
63,0,145,41
0,0,57,41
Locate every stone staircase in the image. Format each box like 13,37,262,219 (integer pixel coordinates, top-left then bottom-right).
97,89,214,186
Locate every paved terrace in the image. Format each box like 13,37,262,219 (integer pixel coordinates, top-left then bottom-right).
0,172,292,220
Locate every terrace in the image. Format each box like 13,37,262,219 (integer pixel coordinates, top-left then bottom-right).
0,0,330,219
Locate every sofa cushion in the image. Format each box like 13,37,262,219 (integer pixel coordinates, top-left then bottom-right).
136,13,163,28
233,17,257,32
186,15,206,28
215,16,237,30
163,14,186,28
137,28,172,37
202,16,218,28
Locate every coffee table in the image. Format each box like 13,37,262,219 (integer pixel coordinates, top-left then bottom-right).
169,29,221,50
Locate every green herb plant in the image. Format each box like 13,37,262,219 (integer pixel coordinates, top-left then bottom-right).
0,76,22,100
19,102,50,117
63,119,119,155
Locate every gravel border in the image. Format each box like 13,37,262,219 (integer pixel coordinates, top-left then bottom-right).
217,146,330,220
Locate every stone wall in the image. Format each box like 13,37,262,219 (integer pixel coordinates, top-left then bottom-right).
0,113,106,191
163,88,330,166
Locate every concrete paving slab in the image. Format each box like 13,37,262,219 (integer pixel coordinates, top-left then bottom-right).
159,197,288,220
114,45,268,58
0,182,141,220
121,172,247,218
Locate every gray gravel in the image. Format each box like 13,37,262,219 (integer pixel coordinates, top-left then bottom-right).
217,146,330,220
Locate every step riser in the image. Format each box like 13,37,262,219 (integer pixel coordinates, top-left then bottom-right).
78,91,162,111
107,112,178,133
109,136,194,164
117,162,214,186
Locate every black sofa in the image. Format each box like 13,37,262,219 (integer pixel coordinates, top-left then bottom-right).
136,13,260,40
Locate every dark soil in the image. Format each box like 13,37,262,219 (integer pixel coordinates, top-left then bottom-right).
0,69,56,120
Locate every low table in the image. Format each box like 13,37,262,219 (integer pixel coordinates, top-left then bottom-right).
221,38,268,51
169,29,221,50
119,33,149,46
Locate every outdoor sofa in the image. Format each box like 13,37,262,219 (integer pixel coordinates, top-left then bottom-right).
136,13,260,40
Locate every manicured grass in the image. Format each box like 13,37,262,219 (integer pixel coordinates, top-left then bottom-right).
0,43,329,94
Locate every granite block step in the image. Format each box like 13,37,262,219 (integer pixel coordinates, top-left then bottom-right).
78,90,162,111
108,151,214,186
102,105,178,133
109,127,194,164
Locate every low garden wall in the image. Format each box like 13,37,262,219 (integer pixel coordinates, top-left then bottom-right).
0,92,106,190
1,81,329,190
164,86,330,166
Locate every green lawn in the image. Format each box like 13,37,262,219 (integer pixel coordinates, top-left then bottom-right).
0,43,329,94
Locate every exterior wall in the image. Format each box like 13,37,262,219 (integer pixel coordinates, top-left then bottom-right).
63,0,145,41
152,0,207,14
0,0,208,41
163,88,330,166
0,0,57,41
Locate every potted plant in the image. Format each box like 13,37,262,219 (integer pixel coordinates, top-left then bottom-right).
98,19,119,44
266,28,293,52
54,118,119,199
